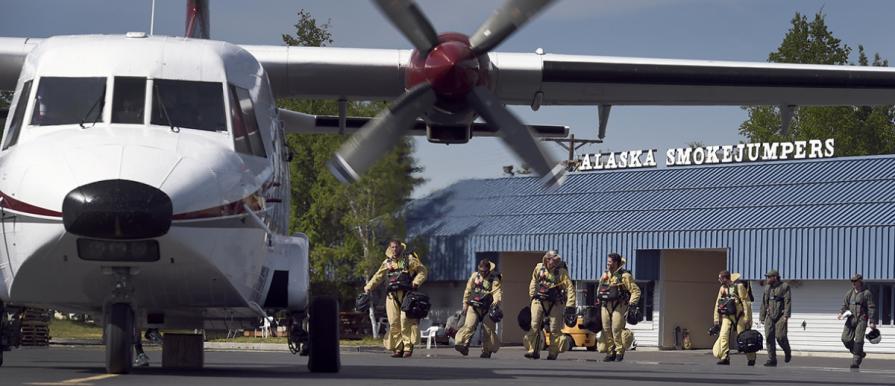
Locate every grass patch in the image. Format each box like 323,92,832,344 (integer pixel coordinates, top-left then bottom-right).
50,318,384,347
49,319,103,339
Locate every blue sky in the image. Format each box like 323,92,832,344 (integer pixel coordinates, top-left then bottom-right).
3,0,895,197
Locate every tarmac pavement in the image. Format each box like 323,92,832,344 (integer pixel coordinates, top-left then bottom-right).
2,346,894,386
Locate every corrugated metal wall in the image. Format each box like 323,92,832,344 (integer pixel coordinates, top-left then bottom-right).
421,227,895,281
408,156,895,282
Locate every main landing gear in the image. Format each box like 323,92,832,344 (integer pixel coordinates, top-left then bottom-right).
289,296,340,373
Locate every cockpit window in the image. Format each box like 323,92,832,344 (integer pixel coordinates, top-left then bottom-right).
151,79,226,132
30,77,106,126
112,77,146,124
228,85,267,158
2,80,32,150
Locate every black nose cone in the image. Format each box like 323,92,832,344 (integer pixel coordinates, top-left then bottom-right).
63,180,172,239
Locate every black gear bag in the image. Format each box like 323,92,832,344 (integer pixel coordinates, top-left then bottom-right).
400,291,431,319
736,329,763,353
355,293,371,313
581,306,602,333
518,306,532,332
563,306,577,327
626,304,642,325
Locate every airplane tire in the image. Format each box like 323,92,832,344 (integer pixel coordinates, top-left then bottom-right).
105,303,134,374
307,296,340,373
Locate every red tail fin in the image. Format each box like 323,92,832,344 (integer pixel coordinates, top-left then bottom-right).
185,0,210,39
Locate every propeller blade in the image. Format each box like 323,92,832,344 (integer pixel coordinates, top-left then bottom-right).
467,86,566,189
469,0,555,55
327,83,436,184
374,0,440,55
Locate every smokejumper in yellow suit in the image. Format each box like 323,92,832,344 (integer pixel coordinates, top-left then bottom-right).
523,250,575,360
596,252,641,362
712,270,756,366
454,258,502,358
364,240,428,358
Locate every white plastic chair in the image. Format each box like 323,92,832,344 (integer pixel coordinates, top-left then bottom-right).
421,325,441,349
261,316,272,338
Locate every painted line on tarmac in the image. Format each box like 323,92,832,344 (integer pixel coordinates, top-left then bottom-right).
25,373,118,386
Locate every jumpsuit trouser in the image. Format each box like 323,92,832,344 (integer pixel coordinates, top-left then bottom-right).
764,317,791,362
601,301,628,355
524,299,568,357
713,314,756,362
383,290,419,352
455,308,500,354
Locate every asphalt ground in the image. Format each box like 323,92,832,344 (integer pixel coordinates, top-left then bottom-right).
2,346,895,386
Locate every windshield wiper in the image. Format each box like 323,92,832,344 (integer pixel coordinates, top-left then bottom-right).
154,84,180,133
78,91,105,129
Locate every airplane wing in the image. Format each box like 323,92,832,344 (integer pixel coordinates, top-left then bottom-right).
241,44,895,107
3,38,895,107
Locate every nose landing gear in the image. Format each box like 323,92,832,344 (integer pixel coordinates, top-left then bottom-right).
104,303,135,374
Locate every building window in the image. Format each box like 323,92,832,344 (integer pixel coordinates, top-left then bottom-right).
867,283,894,326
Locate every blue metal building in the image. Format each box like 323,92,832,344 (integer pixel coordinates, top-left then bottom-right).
407,155,895,350
407,155,895,282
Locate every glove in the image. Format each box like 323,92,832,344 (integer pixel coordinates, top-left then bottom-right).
563,306,577,327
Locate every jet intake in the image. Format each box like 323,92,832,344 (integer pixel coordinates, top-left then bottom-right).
63,180,172,239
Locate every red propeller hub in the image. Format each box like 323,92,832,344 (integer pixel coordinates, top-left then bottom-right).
406,33,488,100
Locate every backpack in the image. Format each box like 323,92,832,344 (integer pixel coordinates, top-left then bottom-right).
735,279,754,302
400,291,430,319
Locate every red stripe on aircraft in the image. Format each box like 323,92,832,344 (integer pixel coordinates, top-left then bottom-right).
0,191,63,217
172,192,264,221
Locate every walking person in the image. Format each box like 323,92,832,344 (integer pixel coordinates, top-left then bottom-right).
760,269,792,367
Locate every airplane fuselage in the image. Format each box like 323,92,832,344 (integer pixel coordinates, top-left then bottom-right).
0,34,307,329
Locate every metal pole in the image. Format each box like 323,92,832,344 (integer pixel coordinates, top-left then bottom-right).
149,0,156,35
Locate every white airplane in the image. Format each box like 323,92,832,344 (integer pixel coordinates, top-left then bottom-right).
2,0,895,375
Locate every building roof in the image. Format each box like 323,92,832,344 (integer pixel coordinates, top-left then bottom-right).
406,155,895,281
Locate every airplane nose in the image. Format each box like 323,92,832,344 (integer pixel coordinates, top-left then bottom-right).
62,180,173,239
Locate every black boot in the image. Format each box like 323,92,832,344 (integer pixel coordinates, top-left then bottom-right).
716,357,730,365
854,343,865,367
748,359,756,366
480,352,491,359
603,353,617,362
615,354,624,362
764,360,777,367
780,338,792,363
524,351,540,360
454,344,469,356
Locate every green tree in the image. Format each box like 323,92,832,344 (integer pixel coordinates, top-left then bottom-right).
278,11,424,302
739,12,895,156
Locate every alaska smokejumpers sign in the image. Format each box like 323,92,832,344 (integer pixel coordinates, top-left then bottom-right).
575,139,835,171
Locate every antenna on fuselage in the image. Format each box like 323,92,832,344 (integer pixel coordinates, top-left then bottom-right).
149,0,157,35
